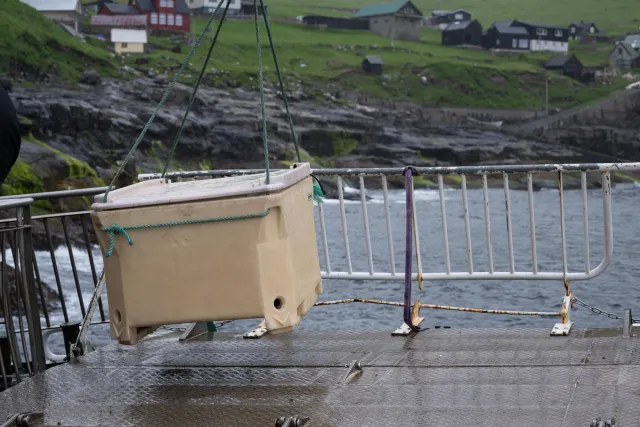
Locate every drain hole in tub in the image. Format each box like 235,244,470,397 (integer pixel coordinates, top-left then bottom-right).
113,309,122,325
274,297,285,311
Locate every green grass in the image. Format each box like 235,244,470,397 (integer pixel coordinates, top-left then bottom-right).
0,0,118,81
1,0,634,108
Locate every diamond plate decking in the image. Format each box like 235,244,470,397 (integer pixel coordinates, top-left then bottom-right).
2,328,639,426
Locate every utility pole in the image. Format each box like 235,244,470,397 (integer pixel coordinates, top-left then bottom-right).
545,76,549,117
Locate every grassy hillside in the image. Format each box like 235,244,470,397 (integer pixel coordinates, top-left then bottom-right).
2,0,635,109
0,0,117,80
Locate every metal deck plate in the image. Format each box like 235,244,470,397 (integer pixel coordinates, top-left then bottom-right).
2,328,639,426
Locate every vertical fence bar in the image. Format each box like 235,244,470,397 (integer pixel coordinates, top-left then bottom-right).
359,176,375,274
10,227,32,376
81,217,105,321
17,204,46,374
461,175,473,274
482,174,494,274
503,174,515,274
411,175,423,286
31,251,50,327
0,232,20,383
438,175,451,274
381,175,396,275
581,171,590,273
527,173,538,274
62,216,86,317
0,340,8,390
558,172,568,279
317,203,331,274
336,177,353,274
44,219,69,323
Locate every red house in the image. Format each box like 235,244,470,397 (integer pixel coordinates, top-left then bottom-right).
98,0,191,33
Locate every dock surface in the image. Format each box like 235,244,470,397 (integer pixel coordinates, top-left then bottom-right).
2,327,639,426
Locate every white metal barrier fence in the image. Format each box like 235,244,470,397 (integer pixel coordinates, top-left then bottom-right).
140,163,637,336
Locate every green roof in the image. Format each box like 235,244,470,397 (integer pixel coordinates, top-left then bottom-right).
353,0,411,18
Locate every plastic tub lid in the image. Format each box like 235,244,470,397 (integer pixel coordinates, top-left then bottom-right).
91,163,311,211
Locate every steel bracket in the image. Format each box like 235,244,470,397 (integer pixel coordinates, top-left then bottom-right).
342,359,363,383
551,294,573,336
392,301,424,336
275,416,309,427
243,320,268,339
623,309,632,338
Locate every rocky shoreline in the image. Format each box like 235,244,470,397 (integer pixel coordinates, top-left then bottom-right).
1,76,639,251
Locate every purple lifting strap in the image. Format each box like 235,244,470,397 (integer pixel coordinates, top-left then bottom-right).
403,166,422,331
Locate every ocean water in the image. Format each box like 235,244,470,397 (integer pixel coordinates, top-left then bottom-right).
6,182,640,352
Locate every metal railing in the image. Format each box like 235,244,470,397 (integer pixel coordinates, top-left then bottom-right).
0,162,638,389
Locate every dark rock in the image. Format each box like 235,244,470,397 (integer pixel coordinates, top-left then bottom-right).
135,57,150,65
2,264,60,313
80,70,101,86
0,77,13,92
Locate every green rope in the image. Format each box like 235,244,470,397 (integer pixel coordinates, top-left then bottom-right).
100,208,271,257
313,181,325,204
161,0,231,177
259,1,301,163
102,10,222,203
254,0,270,185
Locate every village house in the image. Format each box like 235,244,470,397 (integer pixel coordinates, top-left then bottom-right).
302,15,369,30
610,37,640,69
429,8,471,28
111,28,148,54
186,0,241,16
568,21,599,41
482,20,569,52
362,55,384,74
98,0,191,33
543,54,583,78
441,20,482,46
352,0,424,42
482,21,530,51
20,0,83,33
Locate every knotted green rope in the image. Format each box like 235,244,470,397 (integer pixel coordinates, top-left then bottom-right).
100,208,271,257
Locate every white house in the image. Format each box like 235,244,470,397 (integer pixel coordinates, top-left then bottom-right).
186,0,241,15
20,0,82,33
110,29,148,54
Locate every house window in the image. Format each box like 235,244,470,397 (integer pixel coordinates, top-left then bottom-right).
159,0,166,6
555,30,563,37
519,39,528,48
536,28,547,36
168,13,174,25
159,13,166,24
151,12,158,24
496,39,500,46
512,38,517,48
167,0,173,7
589,26,595,33
570,27,575,33
454,13,462,19
176,14,183,26
373,20,378,24
121,43,128,48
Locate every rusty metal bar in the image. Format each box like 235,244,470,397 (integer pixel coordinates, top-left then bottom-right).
461,175,473,274
527,173,538,274
315,298,561,316
359,176,374,274
336,177,353,274
381,175,396,275
438,175,451,274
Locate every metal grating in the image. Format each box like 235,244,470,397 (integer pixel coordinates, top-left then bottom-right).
2,328,640,426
